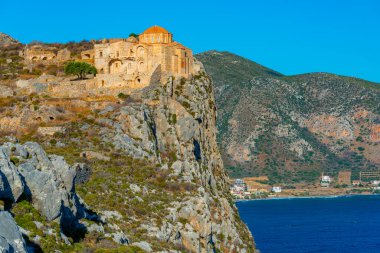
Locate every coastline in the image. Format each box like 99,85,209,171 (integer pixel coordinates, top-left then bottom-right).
235,193,378,202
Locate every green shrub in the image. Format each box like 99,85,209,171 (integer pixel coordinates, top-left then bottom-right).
10,156,20,165
64,61,97,80
118,93,129,99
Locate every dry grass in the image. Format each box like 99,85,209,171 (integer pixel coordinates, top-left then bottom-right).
0,97,17,107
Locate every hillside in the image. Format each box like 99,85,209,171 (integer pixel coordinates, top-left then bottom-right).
0,32,19,45
196,51,380,184
0,43,255,252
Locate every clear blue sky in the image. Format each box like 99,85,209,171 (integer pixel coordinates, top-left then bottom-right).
2,0,380,83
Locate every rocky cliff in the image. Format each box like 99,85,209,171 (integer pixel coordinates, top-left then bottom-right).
0,64,255,252
196,51,380,183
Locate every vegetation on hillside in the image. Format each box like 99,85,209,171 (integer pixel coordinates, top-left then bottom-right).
196,50,380,184
64,61,97,80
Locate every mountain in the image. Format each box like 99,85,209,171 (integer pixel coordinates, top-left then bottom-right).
196,51,380,184
0,32,19,45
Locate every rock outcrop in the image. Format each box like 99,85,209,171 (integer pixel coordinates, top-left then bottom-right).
0,211,28,253
0,147,24,202
0,32,19,45
0,142,87,238
95,72,256,252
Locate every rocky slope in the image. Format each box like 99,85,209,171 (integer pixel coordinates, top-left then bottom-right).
0,33,19,45
196,51,380,183
0,64,255,252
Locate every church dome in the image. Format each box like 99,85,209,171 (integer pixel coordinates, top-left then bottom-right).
139,25,173,44
142,25,170,34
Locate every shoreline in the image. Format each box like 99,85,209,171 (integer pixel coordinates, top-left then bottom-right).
235,193,378,202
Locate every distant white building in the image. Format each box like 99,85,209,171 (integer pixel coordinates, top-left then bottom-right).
322,175,332,182
272,186,282,193
321,175,332,187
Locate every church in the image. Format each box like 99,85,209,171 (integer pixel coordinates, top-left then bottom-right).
82,25,196,89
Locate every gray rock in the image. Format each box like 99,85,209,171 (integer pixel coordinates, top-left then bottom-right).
0,142,86,239
100,105,115,115
31,83,48,93
129,184,141,193
55,141,66,148
100,210,123,222
0,85,13,97
132,241,153,252
0,211,28,253
86,223,104,234
16,143,84,223
111,232,129,245
0,146,24,202
33,221,44,230
73,163,92,185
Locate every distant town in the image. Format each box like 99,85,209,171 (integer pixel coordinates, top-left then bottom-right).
230,170,380,200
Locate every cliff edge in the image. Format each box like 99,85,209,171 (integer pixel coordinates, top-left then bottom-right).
0,63,256,252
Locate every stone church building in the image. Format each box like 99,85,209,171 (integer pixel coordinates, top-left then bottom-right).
83,26,196,89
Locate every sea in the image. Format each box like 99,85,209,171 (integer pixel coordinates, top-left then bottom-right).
236,195,380,253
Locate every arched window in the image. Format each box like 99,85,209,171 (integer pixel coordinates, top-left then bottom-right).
116,51,119,57
138,47,145,57
99,51,103,57
139,62,145,71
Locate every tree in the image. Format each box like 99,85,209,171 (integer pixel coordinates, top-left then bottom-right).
129,33,139,38
64,61,97,80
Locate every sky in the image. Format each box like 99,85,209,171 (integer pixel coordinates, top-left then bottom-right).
2,0,380,83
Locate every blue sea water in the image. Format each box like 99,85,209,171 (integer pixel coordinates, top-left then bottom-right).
236,195,380,253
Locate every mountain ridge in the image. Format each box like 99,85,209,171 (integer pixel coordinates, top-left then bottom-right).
196,50,380,183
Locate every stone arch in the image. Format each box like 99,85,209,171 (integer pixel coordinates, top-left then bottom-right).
42,56,48,61
31,56,38,61
138,62,146,72
126,62,133,74
108,59,123,74
137,46,146,57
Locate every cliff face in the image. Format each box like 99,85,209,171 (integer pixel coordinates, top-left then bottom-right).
196,51,380,183
0,64,255,252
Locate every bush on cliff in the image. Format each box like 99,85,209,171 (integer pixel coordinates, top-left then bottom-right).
64,61,97,80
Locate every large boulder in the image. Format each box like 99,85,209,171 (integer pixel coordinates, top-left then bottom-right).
0,211,28,253
17,142,85,222
0,142,87,237
0,146,24,202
